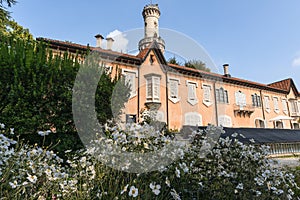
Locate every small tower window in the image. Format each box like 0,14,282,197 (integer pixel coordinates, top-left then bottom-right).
150,55,155,65
154,21,157,28
145,22,147,27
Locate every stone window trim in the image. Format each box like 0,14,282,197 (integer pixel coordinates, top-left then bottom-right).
145,74,161,103
168,77,181,104
186,80,198,106
251,93,261,107
264,95,271,113
272,96,280,114
218,115,232,127
254,118,266,128
184,112,203,126
202,83,213,107
216,87,229,104
281,98,288,115
235,90,246,109
122,69,138,99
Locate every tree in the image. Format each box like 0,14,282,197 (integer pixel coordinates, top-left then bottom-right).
184,59,210,72
0,0,33,40
168,56,181,65
0,36,130,153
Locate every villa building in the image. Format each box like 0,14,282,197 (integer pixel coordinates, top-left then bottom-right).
37,4,300,130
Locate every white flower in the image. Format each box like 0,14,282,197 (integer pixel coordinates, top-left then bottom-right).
0,123,5,129
27,174,37,183
165,177,170,187
9,180,18,188
38,130,51,136
170,189,181,200
128,186,138,198
120,184,129,194
249,138,255,143
236,183,243,190
175,167,180,178
10,128,14,135
231,132,238,137
150,183,161,195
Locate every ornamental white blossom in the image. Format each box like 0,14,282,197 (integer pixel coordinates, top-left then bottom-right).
236,183,243,190
0,123,5,129
9,180,18,189
175,167,180,178
150,182,161,195
27,174,37,184
38,130,51,136
128,186,138,198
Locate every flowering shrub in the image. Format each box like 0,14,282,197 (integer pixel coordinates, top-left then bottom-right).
0,123,299,199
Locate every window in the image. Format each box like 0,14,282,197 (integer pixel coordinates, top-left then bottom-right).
202,84,212,107
184,112,202,126
146,74,161,102
255,119,265,128
126,114,137,123
275,121,283,129
264,96,270,113
122,69,137,98
218,115,232,127
282,99,288,114
186,81,198,106
293,123,299,129
273,97,279,113
290,100,299,115
251,94,261,107
168,78,180,103
216,87,229,104
235,91,246,108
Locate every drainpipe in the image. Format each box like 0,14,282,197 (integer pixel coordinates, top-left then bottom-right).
165,70,169,128
260,90,266,127
213,80,219,126
286,95,293,129
137,66,140,123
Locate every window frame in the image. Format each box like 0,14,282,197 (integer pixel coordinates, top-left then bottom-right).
168,77,180,103
186,80,198,106
216,87,229,104
122,69,138,99
145,74,161,103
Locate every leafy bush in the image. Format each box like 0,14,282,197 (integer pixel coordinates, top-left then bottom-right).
0,123,299,199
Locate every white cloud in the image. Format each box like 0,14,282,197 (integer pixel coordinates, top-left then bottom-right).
292,54,300,68
103,30,128,53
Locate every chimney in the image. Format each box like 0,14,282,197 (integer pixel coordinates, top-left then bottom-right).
106,37,114,50
94,34,104,48
223,64,231,77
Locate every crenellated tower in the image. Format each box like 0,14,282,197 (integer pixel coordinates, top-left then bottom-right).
138,4,165,53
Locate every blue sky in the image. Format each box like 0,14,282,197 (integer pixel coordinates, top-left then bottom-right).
9,0,300,88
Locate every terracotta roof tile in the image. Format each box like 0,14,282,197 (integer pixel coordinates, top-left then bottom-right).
267,78,292,91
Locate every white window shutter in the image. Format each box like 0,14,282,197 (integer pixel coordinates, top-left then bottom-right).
146,78,152,98
153,76,160,99
203,86,211,102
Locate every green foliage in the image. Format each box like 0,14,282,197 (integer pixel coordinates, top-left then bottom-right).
168,56,181,65
0,36,130,154
185,59,210,72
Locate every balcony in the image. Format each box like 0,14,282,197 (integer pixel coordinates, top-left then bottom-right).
291,112,300,117
233,104,255,117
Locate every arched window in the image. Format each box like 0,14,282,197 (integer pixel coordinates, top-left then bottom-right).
255,119,265,128
184,112,202,126
218,115,232,127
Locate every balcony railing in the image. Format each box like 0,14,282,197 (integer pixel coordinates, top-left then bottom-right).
233,104,255,116
268,142,300,155
291,112,300,117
